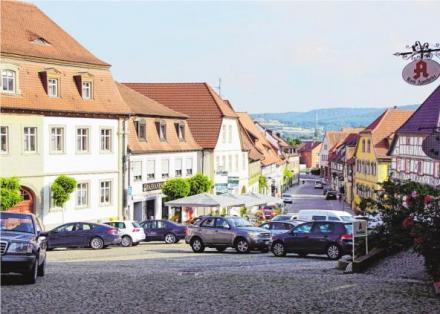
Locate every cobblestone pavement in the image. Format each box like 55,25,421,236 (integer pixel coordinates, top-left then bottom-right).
2,242,439,313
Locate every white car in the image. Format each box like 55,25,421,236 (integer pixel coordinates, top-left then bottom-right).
282,193,294,204
104,220,146,247
297,209,354,222
314,180,324,189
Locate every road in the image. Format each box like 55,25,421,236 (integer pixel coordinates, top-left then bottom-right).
2,242,439,313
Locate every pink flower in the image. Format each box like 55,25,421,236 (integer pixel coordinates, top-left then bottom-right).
411,191,418,198
424,195,434,204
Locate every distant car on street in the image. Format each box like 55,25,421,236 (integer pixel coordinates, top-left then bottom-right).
140,220,187,244
46,222,121,250
104,220,145,247
271,221,353,260
297,210,354,222
325,190,338,200
282,193,294,204
271,213,299,221
186,216,271,253
259,220,305,235
0,212,47,284
314,180,324,189
261,206,278,220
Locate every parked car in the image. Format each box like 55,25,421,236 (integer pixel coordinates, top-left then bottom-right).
259,220,305,235
314,180,324,189
0,212,47,284
325,190,338,200
282,193,294,204
186,216,271,253
104,220,146,247
271,213,299,221
297,210,354,222
261,206,278,220
46,222,121,250
271,221,353,260
140,220,187,244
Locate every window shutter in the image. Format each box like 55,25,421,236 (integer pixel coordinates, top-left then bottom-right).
38,71,48,93
73,75,82,96
147,160,155,174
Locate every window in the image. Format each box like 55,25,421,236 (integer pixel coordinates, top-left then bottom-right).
228,125,232,143
132,161,142,181
48,78,58,97
100,128,112,152
314,223,332,233
294,223,313,233
50,127,64,153
185,158,193,176
156,121,166,141
176,122,185,141
234,154,239,172
147,160,155,180
79,223,92,231
82,81,92,100
161,159,169,179
367,140,371,153
134,119,146,140
175,158,182,177
222,156,226,170
362,139,365,153
215,218,230,229
0,126,8,153
201,217,215,227
24,127,37,152
260,223,270,230
242,153,246,170
100,181,112,205
76,183,89,208
1,70,15,93
76,128,89,152
56,223,75,232
228,155,232,171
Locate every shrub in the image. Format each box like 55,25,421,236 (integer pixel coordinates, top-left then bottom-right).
188,173,213,196
310,168,320,176
51,175,77,208
258,176,267,193
240,206,247,217
0,177,23,210
162,178,190,201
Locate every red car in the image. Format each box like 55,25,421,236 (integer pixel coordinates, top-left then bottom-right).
262,207,278,220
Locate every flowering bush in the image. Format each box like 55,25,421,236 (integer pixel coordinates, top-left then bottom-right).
373,180,440,281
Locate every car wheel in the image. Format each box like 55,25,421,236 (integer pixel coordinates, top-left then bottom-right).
326,244,342,260
216,247,227,252
37,259,45,277
235,238,250,254
272,242,286,257
164,233,176,244
121,236,133,247
90,237,104,250
190,237,205,253
23,258,38,284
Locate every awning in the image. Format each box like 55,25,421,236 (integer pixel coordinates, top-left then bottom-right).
165,193,243,208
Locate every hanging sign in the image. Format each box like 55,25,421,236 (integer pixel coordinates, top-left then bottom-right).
402,59,440,86
422,133,440,160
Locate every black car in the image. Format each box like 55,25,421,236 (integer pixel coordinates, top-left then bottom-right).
325,190,338,200
46,222,121,250
259,221,305,235
0,212,47,284
271,221,352,260
140,220,187,244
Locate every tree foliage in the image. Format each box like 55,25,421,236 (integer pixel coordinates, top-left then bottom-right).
0,177,23,211
51,175,77,208
287,138,302,147
188,173,213,196
162,178,190,201
258,176,267,193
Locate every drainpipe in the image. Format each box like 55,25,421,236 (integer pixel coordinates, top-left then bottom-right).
120,117,129,220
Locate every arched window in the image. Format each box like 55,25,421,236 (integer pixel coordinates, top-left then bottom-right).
362,140,365,153
367,140,371,153
2,69,15,93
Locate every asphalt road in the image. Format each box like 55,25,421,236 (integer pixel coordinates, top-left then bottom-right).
1,242,439,313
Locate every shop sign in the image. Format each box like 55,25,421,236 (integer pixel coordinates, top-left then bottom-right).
227,176,239,189
143,181,164,192
402,59,440,86
215,183,228,195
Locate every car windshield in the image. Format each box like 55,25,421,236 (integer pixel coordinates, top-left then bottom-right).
344,223,353,234
0,212,35,234
272,215,289,221
132,222,141,228
229,217,252,227
340,216,355,222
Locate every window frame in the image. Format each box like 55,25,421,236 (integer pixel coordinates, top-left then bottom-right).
0,126,9,154
76,127,90,154
132,160,143,182
76,182,89,209
161,159,170,179
49,126,65,154
81,81,92,100
23,126,38,153
48,78,58,98
100,127,113,153
175,158,183,177
146,159,155,181
1,69,16,94
99,180,112,206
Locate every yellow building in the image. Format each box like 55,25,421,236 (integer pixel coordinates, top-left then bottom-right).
353,108,414,209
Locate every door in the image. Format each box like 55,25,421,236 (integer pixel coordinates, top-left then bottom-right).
155,221,168,240
213,218,234,245
310,222,333,253
76,223,95,247
49,223,76,248
146,200,155,220
142,221,154,241
285,222,313,252
199,217,216,245
133,202,143,222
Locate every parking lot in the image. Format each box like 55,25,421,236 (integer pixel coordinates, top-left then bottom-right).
2,242,439,314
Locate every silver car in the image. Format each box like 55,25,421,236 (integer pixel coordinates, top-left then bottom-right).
185,216,271,253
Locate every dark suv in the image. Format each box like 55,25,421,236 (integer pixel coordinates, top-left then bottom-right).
271,221,352,260
186,216,271,253
0,212,47,284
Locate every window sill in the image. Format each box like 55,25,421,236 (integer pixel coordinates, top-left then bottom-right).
49,151,65,155
75,206,89,210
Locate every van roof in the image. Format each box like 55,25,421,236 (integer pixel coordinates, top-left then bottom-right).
297,210,352,216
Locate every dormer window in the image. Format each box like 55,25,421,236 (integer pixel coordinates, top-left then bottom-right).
33,37,50,45
134,118,146,141
156,120,166,142
48,78,58,97
175,122,185,142
1,70,15,93
82,81,92,100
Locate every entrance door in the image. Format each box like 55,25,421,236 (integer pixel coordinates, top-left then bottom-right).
8,186,34,214
133,202,143,222
146,200,155,220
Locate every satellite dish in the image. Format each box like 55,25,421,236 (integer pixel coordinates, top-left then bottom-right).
422,133,440,160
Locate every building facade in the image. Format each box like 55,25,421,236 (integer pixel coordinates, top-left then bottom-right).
298,141,322,169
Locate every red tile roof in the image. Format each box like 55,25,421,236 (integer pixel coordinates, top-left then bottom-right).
123,83,237,149
1,1,108,66
298,141,322,153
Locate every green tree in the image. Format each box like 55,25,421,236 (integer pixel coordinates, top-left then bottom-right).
188,173,213,196
287,138,302,147
258,176,267,193
283,168,293,184
162,178,190,201
0,177,23,211
51,175,77,208
240,206,247,217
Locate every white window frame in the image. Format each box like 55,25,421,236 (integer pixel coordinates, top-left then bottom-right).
185,158,193,176
178,123,185,141
175,158,182,177
76,182,89,208
0,126,8,154
100,128,112,153
48,78,58,97
228,125,233,143
159,122,166,142
50,126,65,153
99,180,112,206
132,161,143,182
23,127,37,153
1,69,16,93
161,159,169,179
82,81,92,100
76,127,90,153
147,160,155,181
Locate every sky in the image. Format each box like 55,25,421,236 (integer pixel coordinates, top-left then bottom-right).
32,0,440,113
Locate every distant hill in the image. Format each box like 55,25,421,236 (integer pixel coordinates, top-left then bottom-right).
251,105,418,130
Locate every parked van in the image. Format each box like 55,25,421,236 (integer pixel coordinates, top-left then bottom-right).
297,210,354,222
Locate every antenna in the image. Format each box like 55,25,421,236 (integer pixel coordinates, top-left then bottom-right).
216,78,222,97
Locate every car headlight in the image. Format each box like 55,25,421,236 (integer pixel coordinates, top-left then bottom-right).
7,242,34,254
248,232,260,238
